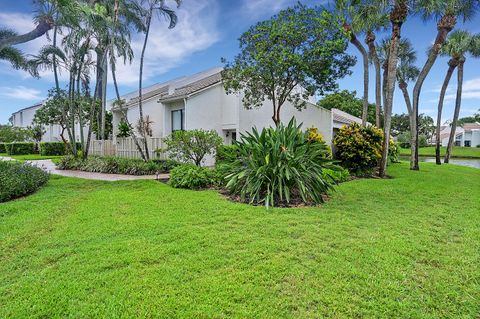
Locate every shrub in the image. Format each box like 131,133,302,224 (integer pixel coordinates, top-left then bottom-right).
333,123,383,175
389,140,400,163
215,144,239,165
0,143,6,153
5,142,36,155
117,120,131,138
57,156,178,175
40,142,66,156
163,129,223,166
224,118,337,207
0,161,49,202
397,131,429,148
321,167,350,183
169,164,217,189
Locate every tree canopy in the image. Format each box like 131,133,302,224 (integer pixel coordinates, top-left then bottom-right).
223,4,355,125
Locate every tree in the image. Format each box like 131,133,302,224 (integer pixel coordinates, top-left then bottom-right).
378,0,409,178
458,110,480,125
444,31,480,163
317,90,378,125
0,125,33,143
348,1,389,127
163,130,223,166
137,0,180,160
411,0,479,170
223,4,355,126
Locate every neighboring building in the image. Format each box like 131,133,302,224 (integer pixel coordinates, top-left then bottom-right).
110,67,360,147
10,102,86,142
440,122,480,148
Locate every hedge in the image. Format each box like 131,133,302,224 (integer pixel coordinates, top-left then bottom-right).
0,161,49,202
40,142,67,156
5,142,36,155
0,143,6,153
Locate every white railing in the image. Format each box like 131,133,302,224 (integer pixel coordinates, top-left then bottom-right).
89,137,164,159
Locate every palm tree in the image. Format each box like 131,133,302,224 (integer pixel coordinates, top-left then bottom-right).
352,3,389,127
411,0,479,170
138,0,180,160
378,0,409,178
336,0,370,126
444,31,480,163
378,38,420,168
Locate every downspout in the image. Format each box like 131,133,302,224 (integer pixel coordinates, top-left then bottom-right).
183,97,188,130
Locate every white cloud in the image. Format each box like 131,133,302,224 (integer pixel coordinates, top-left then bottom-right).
443,77,480,101
113,0,220,86
0,12,36,33
0,86,42,100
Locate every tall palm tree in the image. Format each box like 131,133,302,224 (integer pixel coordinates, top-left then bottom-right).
337,0,370,126
411,0,479,170
138,0,180,160
378,38,420,167
352,3,389,127
378,0,409,178
444,31,480,163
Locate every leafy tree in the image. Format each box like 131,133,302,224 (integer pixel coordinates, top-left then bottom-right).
0,125,32,143
391,113,435,139
163,130,223,167
223,4,355,126
317,90,379,125
458,110,480,124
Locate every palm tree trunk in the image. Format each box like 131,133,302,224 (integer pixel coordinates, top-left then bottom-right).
111,60,146,160
52,16,60,92
379,2,406,178
435,60,457,164
367,32,381,128
68,71,77,156
445,60,464,163
76,62,85,152
138,11,153,161
0,17,53,51
350,34,369,125
101,55,108,140
412,15,455,170
399,82,416,169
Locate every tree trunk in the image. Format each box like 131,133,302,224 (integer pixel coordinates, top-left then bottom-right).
445,60,464,163
138,11,153,161
0,18,53,51
412,15,455,170
435,60,457,165
68,71,77,156
351,35,369,126
101,55,108,140
399,82,416,169
367,32,382,128
52,16,60,92
379,2,406,178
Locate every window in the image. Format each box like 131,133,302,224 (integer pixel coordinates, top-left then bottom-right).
171,109,184,132
231,131,237,142
455,141,461,146
465,140,471,147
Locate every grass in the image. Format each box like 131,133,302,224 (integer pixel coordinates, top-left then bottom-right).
399,146,480,158
1,162,479,318
0,153,64,161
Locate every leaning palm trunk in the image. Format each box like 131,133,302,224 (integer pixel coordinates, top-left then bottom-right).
445,60,464,163
379,2,406,178
367,31,382,127
350,34,369,126
137,11,153,161
435,59,457,164
399,81,416,169
412,14,456,170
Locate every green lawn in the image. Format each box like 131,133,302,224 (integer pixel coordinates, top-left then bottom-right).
1,163,479,318
0,153,64,161
399,146,480,158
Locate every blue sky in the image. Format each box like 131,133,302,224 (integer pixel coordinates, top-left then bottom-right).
1,0,479,124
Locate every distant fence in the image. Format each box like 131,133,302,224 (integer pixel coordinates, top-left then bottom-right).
89,137,164,159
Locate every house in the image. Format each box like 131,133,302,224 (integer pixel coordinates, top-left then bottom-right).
10,102,86,143
439,122,480,148
110,67,359,148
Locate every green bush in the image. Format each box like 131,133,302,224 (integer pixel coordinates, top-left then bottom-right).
0,143,6,153
5,142,36,155
321,167,350,183
333,123,383,175
57,156,178,175
0,161,49,202
396,131,429,148
40,142,66,156
389,140,400,163
215,144,239,164
169,164,217,189
224,118,337,207
163,129,223,166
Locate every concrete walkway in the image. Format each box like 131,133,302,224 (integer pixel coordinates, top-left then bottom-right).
1,156,166,181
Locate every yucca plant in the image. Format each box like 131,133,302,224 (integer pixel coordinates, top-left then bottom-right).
225,118,338,208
